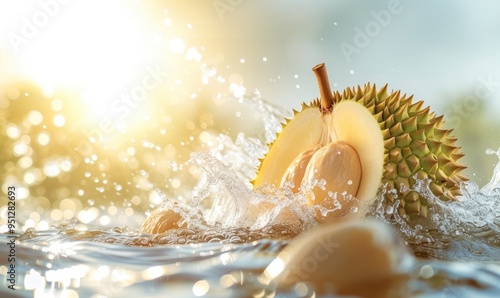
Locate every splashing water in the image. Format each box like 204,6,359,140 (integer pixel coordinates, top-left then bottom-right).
482,147,500,195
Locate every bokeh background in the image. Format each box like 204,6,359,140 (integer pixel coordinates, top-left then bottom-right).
1,0,500,232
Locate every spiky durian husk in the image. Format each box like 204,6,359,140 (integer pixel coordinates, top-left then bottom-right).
325,83,466,219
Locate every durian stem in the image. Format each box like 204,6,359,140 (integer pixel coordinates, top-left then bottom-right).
313,63,334,112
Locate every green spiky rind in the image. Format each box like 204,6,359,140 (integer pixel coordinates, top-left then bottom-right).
338,83,466,220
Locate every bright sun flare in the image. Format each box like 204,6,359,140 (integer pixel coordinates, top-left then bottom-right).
14,1,164,117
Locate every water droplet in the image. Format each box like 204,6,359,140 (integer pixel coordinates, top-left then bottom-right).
350,70,354,75
420,265,434,279
37,132,50,146
53,115,66,127
28,110,43,125
347,180,353,185
6,124,20,139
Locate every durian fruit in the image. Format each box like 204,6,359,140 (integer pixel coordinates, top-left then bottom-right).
253,63,467,222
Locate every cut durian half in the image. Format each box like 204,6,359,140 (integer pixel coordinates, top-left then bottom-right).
253,63,467,222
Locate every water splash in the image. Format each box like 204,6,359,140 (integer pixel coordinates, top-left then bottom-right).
427,148,500,238
138,99,500,249
365,148,500,259
189,151,316,233
155,128,500,257
482,147,500,195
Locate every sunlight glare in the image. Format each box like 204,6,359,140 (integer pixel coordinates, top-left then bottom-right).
260,257,285,285
169,37,185,54
19,1,151,109
192,280,210,297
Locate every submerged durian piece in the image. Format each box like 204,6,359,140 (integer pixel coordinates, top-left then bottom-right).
263,219,412,296
253,63,467,222
140,208,186,234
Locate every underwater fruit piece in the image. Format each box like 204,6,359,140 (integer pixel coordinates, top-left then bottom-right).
140,209,187,234
262,219,413,297
254,63,467,221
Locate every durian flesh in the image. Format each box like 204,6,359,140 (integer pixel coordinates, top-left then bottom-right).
253,63,466,222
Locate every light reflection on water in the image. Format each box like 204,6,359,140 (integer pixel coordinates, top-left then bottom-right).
1,229,500,297
1,231,287,297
